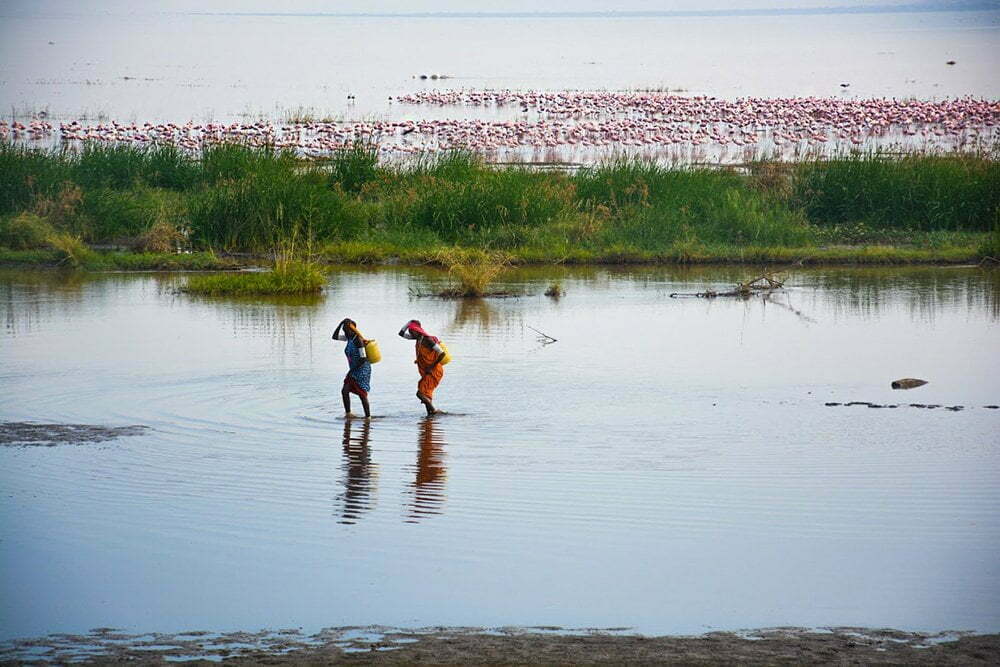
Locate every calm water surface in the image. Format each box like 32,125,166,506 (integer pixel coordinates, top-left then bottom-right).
1,266,999,640
1,2,998,122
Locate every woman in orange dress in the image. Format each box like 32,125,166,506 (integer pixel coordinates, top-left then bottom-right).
398,319,446,415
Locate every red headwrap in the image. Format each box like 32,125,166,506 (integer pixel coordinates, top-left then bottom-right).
406,319,439,343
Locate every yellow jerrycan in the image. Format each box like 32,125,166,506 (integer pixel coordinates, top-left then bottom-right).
438,340,452,365
363,338,382,363
352,326,381,364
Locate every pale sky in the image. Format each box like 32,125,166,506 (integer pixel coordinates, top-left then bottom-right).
4,0,997,15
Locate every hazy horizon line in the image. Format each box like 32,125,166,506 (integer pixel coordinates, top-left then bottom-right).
187,2,998,20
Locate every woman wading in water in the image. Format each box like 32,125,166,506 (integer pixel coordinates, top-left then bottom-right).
333,318,371,419
399,320,446,415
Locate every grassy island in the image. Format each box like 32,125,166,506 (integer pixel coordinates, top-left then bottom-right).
1,142,997,270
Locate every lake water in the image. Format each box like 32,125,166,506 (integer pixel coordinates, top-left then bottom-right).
1,265,999,641
1,2,998,123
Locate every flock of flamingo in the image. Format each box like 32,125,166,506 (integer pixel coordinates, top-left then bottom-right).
2,90,997,160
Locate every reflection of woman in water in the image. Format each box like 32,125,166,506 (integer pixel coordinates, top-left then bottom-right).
333,317,371,419
339,419,375,524
398,320,445,416
407,417,446,522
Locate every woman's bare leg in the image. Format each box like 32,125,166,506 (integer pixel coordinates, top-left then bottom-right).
417,391,436,416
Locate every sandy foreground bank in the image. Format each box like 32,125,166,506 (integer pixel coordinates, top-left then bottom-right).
3,627,998,665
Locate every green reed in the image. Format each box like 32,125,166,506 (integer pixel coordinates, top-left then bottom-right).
183,260,327,296
0,143,72,213
327,140,381,194
189,170,365,251
1,142,996,266
790,150,999,232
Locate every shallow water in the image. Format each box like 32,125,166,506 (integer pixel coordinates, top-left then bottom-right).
1,265,999,640
1,2,998,123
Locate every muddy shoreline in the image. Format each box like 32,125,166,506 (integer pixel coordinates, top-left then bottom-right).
0,421,148,447
2,627,998,665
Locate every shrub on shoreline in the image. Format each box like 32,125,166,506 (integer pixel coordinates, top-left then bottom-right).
0,213,55,249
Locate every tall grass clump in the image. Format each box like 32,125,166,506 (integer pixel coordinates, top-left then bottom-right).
574,159,813,249
47,232,92,268
791,152,1000,231
405,153,572,247
0,213,56,249
328,141,380,194
71,144,147,189
80,187,187,241
0,143,72,213
200,143,297,183
979,224,1000,260
183,245,327,295
139,144,202,189
190,171,364,250
435,247,511,297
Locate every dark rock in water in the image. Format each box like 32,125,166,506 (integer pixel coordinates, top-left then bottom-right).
946,405,964,412
891,378,928,389
825,402,842,406
946,60,956,65
0,421,148,447
845,401,874,407
984,405,999,409
867,403,886,408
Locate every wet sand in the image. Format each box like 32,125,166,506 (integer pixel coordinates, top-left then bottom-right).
4,627,999,664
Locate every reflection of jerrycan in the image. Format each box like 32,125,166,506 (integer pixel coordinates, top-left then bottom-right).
439,340,452,365
364,339,382,364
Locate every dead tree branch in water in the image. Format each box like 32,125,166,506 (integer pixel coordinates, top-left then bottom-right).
670,274,785,299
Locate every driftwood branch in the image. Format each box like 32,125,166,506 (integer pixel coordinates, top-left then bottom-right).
527,325,558,345
670,274,785,299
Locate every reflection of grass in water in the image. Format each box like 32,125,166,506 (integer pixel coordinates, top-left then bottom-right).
803,266,1000,321
449,298,497,333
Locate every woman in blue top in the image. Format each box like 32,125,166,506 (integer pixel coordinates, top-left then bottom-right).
333,317,371,419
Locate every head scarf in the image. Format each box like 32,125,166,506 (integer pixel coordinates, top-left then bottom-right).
405,319,439,343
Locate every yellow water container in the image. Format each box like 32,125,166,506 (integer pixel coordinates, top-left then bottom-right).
364,339,382,364
439,340,452,365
